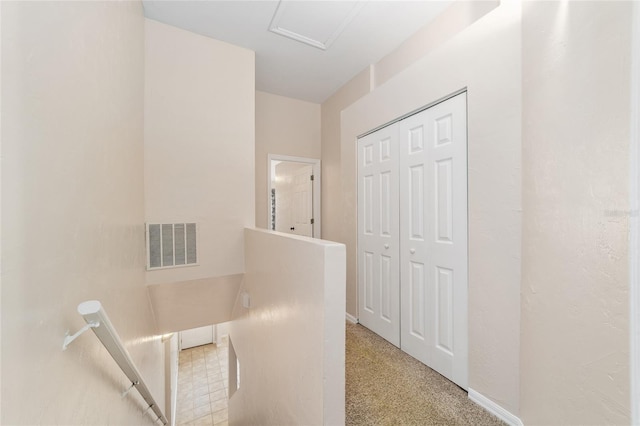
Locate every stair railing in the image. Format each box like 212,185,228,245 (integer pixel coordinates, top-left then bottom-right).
63,300,168,425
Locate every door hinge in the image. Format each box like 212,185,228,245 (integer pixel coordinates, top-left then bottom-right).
310,218,315,224
310,175,314,181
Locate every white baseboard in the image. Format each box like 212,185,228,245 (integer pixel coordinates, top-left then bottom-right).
345,312,358,324
468,388,523,426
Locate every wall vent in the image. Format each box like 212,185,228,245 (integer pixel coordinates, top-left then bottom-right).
146,223,198,270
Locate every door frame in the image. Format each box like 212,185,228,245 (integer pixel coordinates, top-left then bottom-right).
267,154,321,238
630,2,639,424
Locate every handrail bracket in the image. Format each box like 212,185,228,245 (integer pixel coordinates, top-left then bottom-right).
62,320,100,350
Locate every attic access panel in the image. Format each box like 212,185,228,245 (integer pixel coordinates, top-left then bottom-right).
269,1,365,50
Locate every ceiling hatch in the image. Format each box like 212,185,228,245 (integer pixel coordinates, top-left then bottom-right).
269,1,365,51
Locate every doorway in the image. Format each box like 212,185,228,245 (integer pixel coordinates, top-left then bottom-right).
179,324,215,350
268,154,321,238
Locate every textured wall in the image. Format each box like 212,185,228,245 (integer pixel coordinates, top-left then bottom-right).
321,67,371,258
144,18,255,285
373,0,499,88
2,2,164,424
520,2,632,423
228,229,346,425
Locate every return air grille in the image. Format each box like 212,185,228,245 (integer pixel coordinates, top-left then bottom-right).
146,223,197,270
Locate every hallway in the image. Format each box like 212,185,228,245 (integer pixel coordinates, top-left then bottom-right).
175,339,229,426
346,322,505,426
174,324,504,425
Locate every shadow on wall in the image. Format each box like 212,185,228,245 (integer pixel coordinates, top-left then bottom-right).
147,274,244,334
228,228,346,425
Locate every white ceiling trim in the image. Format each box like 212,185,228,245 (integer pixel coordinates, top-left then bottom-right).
268,0,365,51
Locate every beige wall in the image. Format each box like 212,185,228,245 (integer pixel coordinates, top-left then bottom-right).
321,68,371,245
337,0,522,415
255,91,320,230
373,0,499,88
144,19,255,285
229,229,345,425
1,2,164,424
520,2,632,424
148,274,243,334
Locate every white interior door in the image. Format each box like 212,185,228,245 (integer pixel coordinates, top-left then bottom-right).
180,325,215,350
275,162,313,237
357,125,400,347
292,164,314,237
399,92,468,389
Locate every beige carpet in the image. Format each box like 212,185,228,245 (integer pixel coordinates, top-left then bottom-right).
346,322,505,426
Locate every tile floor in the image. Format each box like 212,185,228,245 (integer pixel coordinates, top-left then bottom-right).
176,338,229,426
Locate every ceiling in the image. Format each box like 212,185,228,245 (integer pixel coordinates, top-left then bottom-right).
142,1,453,103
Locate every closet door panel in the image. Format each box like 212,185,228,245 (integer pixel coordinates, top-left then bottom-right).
428,95,468,389
400,93,468,389
400,113,434,367
357,125,400,347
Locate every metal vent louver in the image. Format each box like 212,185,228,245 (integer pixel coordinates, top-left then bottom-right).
147,223,197,270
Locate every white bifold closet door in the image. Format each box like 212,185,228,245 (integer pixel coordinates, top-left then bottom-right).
398,93,468,389
357,92,468,389
357,124,400,347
